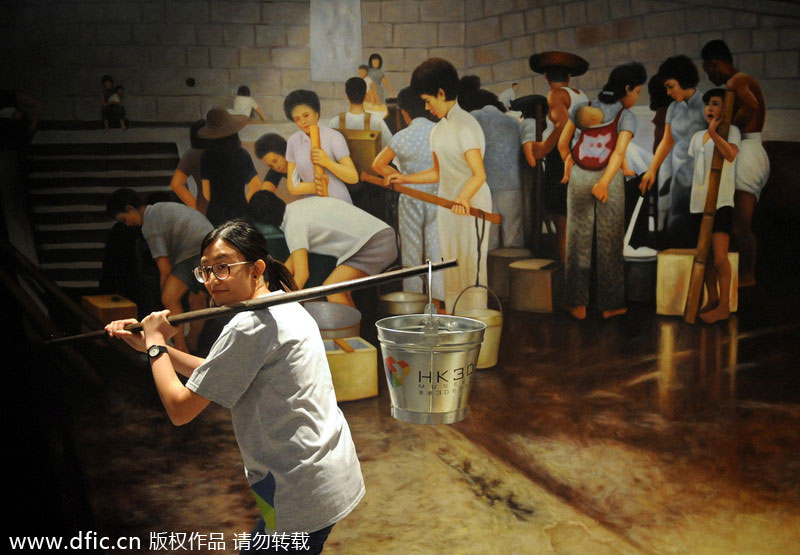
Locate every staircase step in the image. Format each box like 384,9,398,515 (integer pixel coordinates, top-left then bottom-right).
36,228,112,244
28,142,179,157
31,157,179,173
33,209,112,227
27,175,172,190
38,244,105,264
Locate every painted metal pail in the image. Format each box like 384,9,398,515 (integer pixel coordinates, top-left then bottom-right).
376,314,486,424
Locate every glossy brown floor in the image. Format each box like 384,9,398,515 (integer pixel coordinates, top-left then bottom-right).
60,276,800,554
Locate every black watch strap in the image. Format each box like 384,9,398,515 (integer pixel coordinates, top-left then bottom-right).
146,344,169,360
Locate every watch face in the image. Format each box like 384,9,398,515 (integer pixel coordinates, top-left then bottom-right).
148,345,164,358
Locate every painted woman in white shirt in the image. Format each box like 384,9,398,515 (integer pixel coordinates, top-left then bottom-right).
386,58,492,312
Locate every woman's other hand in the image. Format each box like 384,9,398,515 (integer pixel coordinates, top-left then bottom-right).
141,310,179,342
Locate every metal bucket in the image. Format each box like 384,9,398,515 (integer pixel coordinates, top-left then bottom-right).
376,314,486,424
379,290,428,316
304,301,361,339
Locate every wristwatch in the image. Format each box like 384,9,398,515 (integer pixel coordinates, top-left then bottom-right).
146,344,168,360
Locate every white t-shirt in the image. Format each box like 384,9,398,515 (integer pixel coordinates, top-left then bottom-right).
187,296,365,532
328,111,394,149
230,95,259,117
281,196,390,264
688,125,741,213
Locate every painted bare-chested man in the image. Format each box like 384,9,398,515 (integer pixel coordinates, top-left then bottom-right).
701,39,770,287
522,51,589,262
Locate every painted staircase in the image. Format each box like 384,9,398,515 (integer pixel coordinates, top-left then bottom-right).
25,142,179,298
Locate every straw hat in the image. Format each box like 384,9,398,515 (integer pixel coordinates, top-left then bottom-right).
197,107,249,139
529,51,589,77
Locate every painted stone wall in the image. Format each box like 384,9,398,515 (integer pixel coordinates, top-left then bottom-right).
2,0,799,139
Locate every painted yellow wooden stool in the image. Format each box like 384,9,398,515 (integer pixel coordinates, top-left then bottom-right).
81,294,137,323
656,249,739,316
323,337,378,402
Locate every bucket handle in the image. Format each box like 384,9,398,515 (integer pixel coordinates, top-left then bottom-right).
452,284,503,319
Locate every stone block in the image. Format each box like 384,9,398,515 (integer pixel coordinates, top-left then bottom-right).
629,37,674,62
765,51,798,78
466,65,493,86
230,68,281,96
761,79,797,108
421,0,464,22
133,24,158,45
780,28,800,50
465,17,500,47
630,0,651,16
73,3,141,23
281,68,312,91
381,1,419,23
264,2,310,23
524,8,543,32
196,24,224,46
142,2,165,23
210,1,261,23
256,25,287,47
586,0,611,22
158,24,197,46
361,23,393,48
385,70,412,89
439,22,465,47
61,24,98,45
429,47,466,70
377,48,405,71
608,0,630,17
752,30,778,52
187,47,209,68
41,96,74,120
644,10,684,37
491,58,528,83
157,96,203,122
223,24,255,47
95,24,132,45
612,16,643,42
511,35,534,59
404,48,430,72
723,29,751,53
577,46,606,69
735,53,763,77
210,47,239,69
112,46,151,68
239,48,271,68
271,47,310,69
707,8,733,31
150,46,186,68
684,8,711,33
143,68,229,97
465,0,484,22
470,41,512,66
543,4,564,29
73,96,101,121
534,31,557,53
125,95,158,121
286,26,310,48
164,2,210,23
394,22,438,47
563,2,587,26
734,11,758,28
501,13,525,38
484,0,514,17
576,23,611,48
362,2,381,23
606,42,630,66
674,33,700,57
557,28,576,50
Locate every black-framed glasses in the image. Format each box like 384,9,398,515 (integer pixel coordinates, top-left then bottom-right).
193,261,252,283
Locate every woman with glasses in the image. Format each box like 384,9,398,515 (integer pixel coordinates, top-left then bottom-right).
105,219,365,553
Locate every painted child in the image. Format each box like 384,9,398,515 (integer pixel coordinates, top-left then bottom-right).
687,89,740,324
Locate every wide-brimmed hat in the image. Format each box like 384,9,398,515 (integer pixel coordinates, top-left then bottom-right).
198,107,249,139
529,51,589,77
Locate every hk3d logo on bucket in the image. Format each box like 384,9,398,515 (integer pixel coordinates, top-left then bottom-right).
384,357,411,387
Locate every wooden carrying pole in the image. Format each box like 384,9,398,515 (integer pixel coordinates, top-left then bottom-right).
310,125,328,197
683,90,736,324
44,259,458,346
359,172,502,225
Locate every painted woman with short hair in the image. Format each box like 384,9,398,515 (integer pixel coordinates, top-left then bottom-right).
283,89,356,204
105,219,364,553
386,58,492,312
